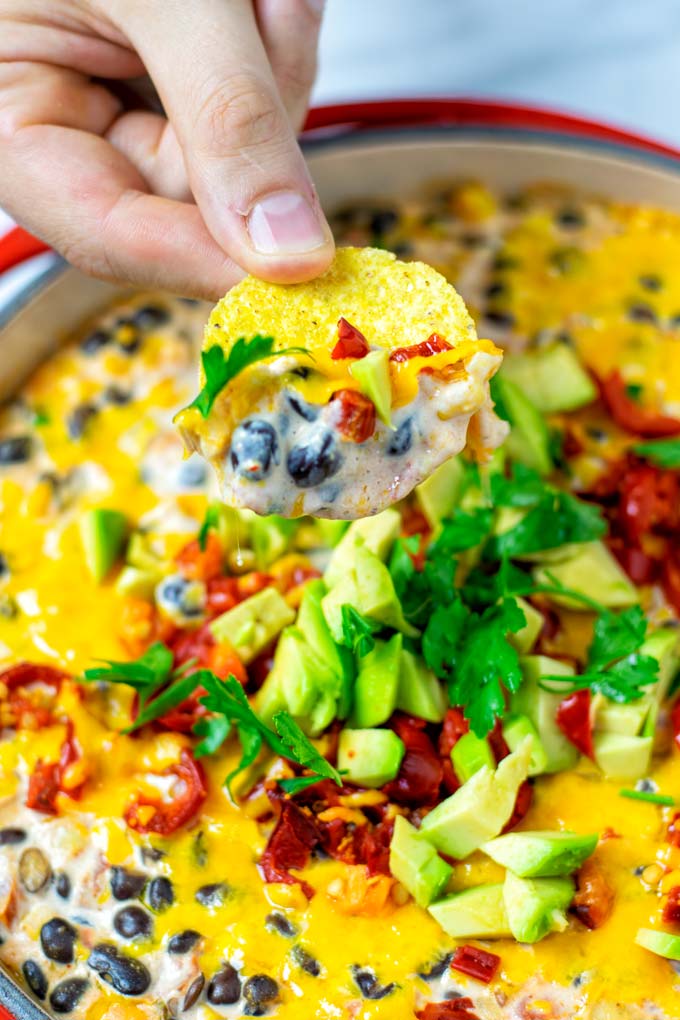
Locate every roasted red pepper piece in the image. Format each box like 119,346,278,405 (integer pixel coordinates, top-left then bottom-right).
332,318,370,359
417,999,480,1020
556,689,594,758
663,886,680,924
26,761,61,814
383,714,443,806
330,388,376,443
124,749,207,835
450,945,501,984
389,333,452,363
176,531,224,582
0,662,67,690
260,800,319,899
600,371,680,437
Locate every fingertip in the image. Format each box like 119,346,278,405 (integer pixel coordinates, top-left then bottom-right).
238,188,335,283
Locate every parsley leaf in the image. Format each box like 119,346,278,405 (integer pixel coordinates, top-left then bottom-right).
278,774,331,795
193,714,231,758
633,438,680,468
428,508,494,558
124,672,203,733
186,337,312,419
272,711,342,786
340,605,377,657
84,641,174,690
588,605,648,670
489,488,605,559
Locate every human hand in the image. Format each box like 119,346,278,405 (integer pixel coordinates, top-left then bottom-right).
0,0,334,299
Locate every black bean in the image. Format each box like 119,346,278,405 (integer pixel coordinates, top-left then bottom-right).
66,403,97,439
206,963,241,1005
49,978,89,1013
628,302,658,325
484,309,516,330
177,458,207,488
291,945,320,977
41,918,77,964
370,209,399,236
387,418,413,456
0,826,26,845
459,232,487,250
417,952,453,980
0,552,8,578
230,420,279,481
132,304,170,329
243,974,279,1014
54,872,71,899
265,911,297,938
88,943,151,996
103,385,132,406
110,866,147,901
195,882,229,907
182,973,205,1011
117,336,142,355
287,430,342,488
156,574,204,617
0,435,32,465
639,274,663,292
114,905,153,940
168,930,201,955
147,875,174,911
556,206,585,229
287,393,319,422
80,329,111,355
350,965,396,1000
19,847,51,892
484,281,506,299
0,594,17,619
22,959,48,1000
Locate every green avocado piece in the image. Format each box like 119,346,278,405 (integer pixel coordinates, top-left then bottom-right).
349,349,393,426
297,579,354,717
276,627,339,722
416,457,466,529
354,542,419,637
250,515,298,568
533,541,638,609
395,649,447,723
352,634,403,728
502,714,549,776
325,508,401,587
210,587,295,664
115,565,163,599
503,872,574,943
420,737,532,859
492,374,553,476
641,628,680,702
338,728,405,787
126,531,167,571
482,830,598,877
508,597,544,654
451,731,495,784
314,519,350,548
80,508,128,583
512,656,579,773
389,815,453,908
428,884,511,939
593,731,653,781
501,342,597,414
593,697,650,737
636,928,680,961
320,571,363,643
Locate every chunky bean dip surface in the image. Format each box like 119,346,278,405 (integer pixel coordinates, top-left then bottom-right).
3,182,680,1020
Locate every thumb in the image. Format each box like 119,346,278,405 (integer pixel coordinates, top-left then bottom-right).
119,0,334,283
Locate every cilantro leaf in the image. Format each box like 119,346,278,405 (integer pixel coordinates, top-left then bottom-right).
278,774,331,795
428,508,493,558
576,654,659,703
633,438,680,468
587,606,647,670
340,604,377,657
83,641,173,690
490,464,551,508
422,598,470,677
224,724,264,794
272,712,343,786
193,714,231,758
490,489,605,559
186,337,312,419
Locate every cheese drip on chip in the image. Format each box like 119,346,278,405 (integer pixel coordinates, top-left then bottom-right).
176,247,508,518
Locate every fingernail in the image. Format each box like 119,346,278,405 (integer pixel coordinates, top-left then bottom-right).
247,191,328,255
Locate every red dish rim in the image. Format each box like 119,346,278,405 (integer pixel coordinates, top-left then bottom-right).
2,97,680,278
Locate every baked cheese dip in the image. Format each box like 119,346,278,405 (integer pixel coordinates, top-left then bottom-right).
3,182,680,1020
176,247,507,519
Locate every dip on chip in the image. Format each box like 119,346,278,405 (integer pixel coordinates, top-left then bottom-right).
176,247,507,518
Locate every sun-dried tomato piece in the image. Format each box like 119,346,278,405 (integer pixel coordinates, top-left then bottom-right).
556,689,594,759
417,999,480,1020
450,945,501,984
663,886,680,924
383,714,443,806
330,388,376,443
571,859,614,929
389,333,452,362
260,800,319,899
331,318,370,359
502,779,533,834
176,531,224,582
26,761,60,815
600,371,680,437
124,749,207,836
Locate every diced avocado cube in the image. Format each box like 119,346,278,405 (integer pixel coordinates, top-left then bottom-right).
420,737,532,859
115,565,163,599
349,349,392,426
389,816,452,908
512,657,579,773
593,697,650,737
210,587,295,664
321,571,361,643
276,627,340,724
297,579,354,717
338,728,405,787
533,541,638,609
451,731,495,784
250,515,298,568
482,830,598,877
428,884,511,939
253,667,287,725
593,732,653,781
314,519,350,548
80,508,128,583
126,530,166,570
641,628,680,702
325,509,401,587
502,715,548,776
396,649,447,723
352,634,403,728
636,928,680,961
503,871,574,943
492,374,552,476
416,457,465,529
508,597,544,654
354,542,419,637
501,342,597,414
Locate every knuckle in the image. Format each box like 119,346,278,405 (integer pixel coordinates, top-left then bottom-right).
193,73,286,158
